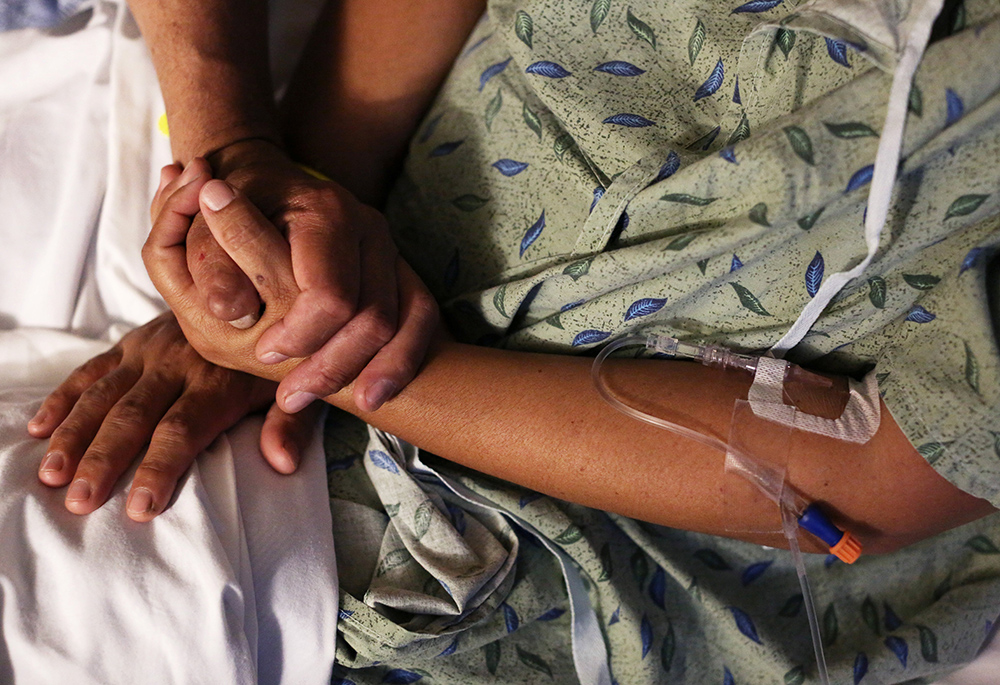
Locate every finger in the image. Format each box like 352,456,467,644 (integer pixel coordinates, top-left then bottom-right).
41,365,142,489
351,260,440,412
142,159,214,300
275,235,401,410
259,401,324,474
29,347,122,440
150,158,210,223
151,163,183,217
63,374,184,516
186,214,261,326
125,374,258,521
198,180,295,306
254,208,364,362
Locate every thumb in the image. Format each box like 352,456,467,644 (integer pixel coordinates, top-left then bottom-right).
199,180,296,305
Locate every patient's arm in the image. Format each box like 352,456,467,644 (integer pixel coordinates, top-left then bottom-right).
143,172,997,554
28,314,323,521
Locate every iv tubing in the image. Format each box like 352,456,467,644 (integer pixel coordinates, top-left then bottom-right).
591,334,836,684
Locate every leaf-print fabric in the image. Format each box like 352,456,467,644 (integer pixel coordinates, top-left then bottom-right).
328,0,1000,683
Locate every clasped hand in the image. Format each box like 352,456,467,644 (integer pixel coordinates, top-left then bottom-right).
30,154,439,521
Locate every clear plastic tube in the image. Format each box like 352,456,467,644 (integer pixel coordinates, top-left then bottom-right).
592,334,831,685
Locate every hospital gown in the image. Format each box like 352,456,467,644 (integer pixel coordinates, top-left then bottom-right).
325,0,1000,682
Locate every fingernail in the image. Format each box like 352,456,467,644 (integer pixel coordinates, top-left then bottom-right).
259,350,289,364
365,379,398,411
127,488,154,516
66,479,91,502
39,452,64,473
229,312,259,330
283,391,318,414
29,407,47,427
201,180,236,211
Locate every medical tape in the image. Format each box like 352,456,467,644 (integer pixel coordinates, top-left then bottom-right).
748,357,880,443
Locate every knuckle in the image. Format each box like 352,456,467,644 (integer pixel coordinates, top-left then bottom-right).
356,311,396,348
135,456,185,480
82,376,124,408
310,364,351,394
155,415,196,450
109,395,153,430
78,448,115,473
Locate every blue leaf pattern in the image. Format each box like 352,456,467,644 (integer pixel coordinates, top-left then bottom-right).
946,88,964,126
649,566,666,609
462,33,491,59
961,247,983,274
625,297,667,321
339,608,354,620
906,305,936,323
728,606,762,643
641,614,654,658
591,186,606,213
327,456,357,472
854,652,868,684
383,670,424,684
884,602,903,631
369,450,399,474
519,491,544,507
603,113,656,127
417,113,443,143
502,602,520,633
694,59,725,101
730,254,743,272
537,608,566,621
719,146,737,164
655,151,680,182
573,329,612,346
445,502,466,535
826,38,850,67
609,605,621,625
430,140,464,157
733,75,741,103
732,0,783,13
846,165,874,192
723,667,735,685
594,60,645,76
478,57,512,91
806,251,824,296
525,61,572,78
885,636,908,668
740,561,772,586
520,211,545,256
437,638,459,657
492,159,530,176
561,300,584,311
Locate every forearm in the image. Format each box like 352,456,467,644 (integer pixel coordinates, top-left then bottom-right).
280,0,486,204
127,0,279,162
316,341,995,553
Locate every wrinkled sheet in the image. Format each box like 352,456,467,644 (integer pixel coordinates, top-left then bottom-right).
0,1,336,682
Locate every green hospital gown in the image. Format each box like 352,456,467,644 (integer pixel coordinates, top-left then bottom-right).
325,0,1000,682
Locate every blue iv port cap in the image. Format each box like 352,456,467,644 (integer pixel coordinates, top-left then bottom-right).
797,503,845,548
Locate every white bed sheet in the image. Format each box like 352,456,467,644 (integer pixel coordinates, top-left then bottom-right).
0,1,337,683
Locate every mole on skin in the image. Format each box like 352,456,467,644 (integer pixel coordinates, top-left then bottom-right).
256,274,265,284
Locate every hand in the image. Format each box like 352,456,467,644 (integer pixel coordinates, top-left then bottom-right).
143,164,440,414
157,139,437,412
26,313,323,521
